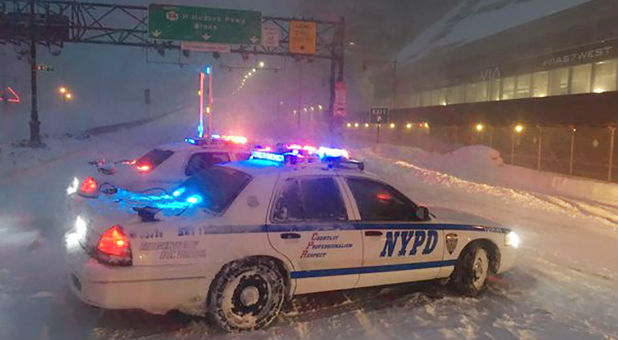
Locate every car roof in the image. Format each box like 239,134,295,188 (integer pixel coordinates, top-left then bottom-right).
155,141,250,153
222,159,380,180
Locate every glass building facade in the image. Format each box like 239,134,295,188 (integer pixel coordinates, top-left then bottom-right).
408,58,617,108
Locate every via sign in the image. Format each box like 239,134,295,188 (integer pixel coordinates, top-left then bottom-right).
148,4,261,45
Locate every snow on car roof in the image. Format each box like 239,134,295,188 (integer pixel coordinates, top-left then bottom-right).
222,159,379,179
155,141,249,152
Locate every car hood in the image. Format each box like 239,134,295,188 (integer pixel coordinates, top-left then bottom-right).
428,206,502,227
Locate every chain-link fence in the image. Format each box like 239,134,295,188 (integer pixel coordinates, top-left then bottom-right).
345,124,618,182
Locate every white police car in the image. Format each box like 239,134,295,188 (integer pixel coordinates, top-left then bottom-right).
65,146,519,332
66,135,252,198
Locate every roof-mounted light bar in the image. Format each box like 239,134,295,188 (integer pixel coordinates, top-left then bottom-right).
317,147,349,159
251,150,285,163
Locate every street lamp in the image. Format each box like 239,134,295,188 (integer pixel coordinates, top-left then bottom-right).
258,61,265,68
389,123,396,129
65,92,73,100
514,124,524,133
475,123,484,132
58,86,67,94
406,123,412,129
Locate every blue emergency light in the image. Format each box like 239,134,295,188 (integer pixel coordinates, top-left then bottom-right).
184,137,198,145
251,150,285,163
205,65,211,75
317,147,349,159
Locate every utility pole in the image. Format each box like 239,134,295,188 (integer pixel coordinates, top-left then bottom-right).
28,0,42,146
297,62,303,129
392,59,397,110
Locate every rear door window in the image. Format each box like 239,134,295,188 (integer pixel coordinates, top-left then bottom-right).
234,152,252,161
345,177,419,221
272,177,347,222
136,149,174,169
185,152,231,176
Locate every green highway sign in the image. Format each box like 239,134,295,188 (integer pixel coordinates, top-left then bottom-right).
148,4,261,44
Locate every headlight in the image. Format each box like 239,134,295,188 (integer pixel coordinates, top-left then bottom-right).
66,177,79,195
505,231,520,248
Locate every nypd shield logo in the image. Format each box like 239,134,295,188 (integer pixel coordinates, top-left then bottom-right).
445,233,458,254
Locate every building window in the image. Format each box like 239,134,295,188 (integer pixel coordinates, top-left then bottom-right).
515,73,531,99
501,76,515,100
476,81,489,102
465,82,477,102
531,71,548,97
446,85,464,104
409,93,420,107
549,67,569,95
433,88,446,105
570,64,592,94
421,90,432,107
490,78,501,101
592,59,618,93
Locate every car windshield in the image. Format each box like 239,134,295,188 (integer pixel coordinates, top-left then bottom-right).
135,148,174,169
177,165,252,214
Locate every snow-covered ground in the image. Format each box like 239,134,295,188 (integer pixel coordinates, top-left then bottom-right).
0,112,616,339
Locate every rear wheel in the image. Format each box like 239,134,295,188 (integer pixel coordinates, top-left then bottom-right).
208,258,285,332
452,244,490,296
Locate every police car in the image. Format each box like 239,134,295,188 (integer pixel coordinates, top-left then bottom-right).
65,145,519,332
66,135,252,198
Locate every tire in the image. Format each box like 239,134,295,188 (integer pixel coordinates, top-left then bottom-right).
208,258,286,332
451,244,490,297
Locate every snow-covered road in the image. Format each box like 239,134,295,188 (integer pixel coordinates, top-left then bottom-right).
0,128,616,339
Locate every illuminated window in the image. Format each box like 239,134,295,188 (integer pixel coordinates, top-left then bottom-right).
592,59,618,93
490,78,501,101
409,93,420,107
421,90,432,107
515,73,531,99
570,64,591,94
531,71,548,97
549,67,569,95
432,88,446,105
501,76,515,100
447,85,465,104
465,82,477,102
476,81,489,102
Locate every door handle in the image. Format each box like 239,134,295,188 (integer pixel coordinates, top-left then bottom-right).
364,230,383,237
280,232,301,239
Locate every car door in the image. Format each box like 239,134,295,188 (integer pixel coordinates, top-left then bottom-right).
342,176,445,288
266,175,362,295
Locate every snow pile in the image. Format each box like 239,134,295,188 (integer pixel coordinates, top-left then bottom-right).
359,143,618,208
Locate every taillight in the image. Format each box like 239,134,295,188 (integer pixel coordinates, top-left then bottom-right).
96,225,131,265
136,164,151,172
78,176,98,196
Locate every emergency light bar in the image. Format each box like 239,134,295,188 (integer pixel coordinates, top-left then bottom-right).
317,147,349,159
251,150,285,162
184,135,248,146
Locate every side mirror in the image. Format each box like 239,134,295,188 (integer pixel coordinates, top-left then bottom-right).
415,206,430,221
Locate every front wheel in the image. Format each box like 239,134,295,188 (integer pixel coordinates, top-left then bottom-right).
451,244,490,296
208,258,285,332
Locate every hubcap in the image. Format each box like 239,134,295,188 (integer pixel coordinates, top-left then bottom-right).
472,249,489,289
240,286,259,306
